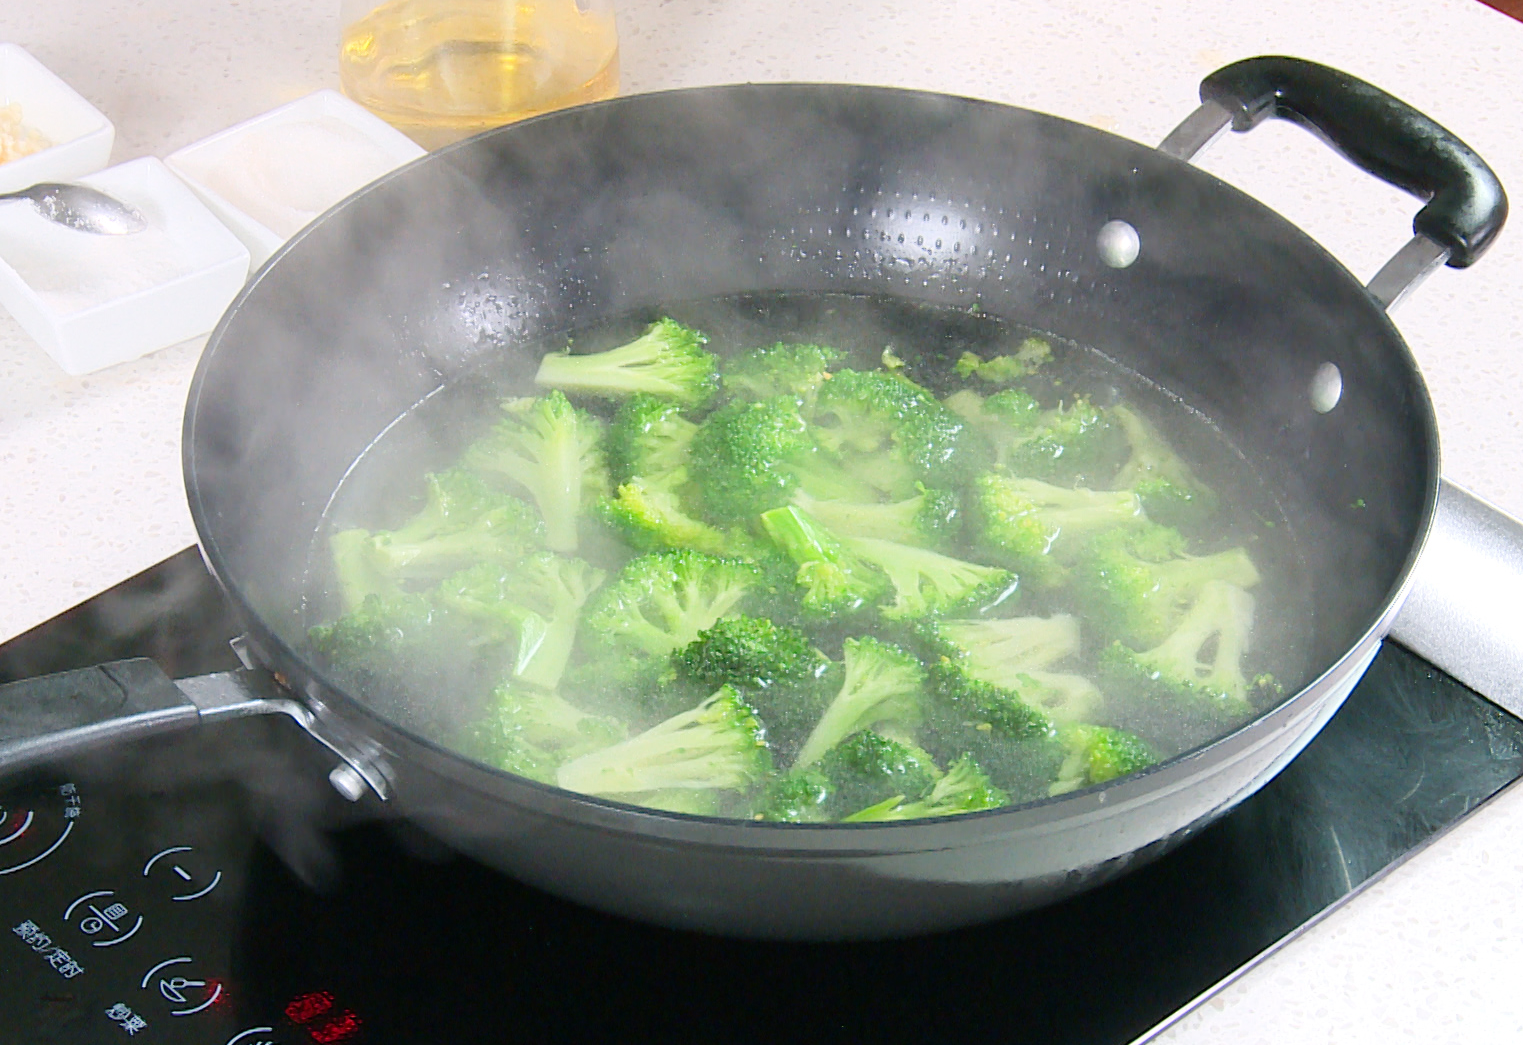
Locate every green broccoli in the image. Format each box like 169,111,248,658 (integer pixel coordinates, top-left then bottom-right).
755,767,833,822
1048,724,1157,795
460,683,626,783
933,615,1082,678
923,615,1100,733
952,336,1052,383
843,753,1009,821
815,729,942,817
534,317,719,408
924,658,1055,743
793,636,927,768
1075,526,1261,647
462,392,609,554
808,368,980,499
1099,580,1280,721
722,342,843,403
437,553,605,691
580,549,763,662
842,536,1016,620
673,615,834,760
555,685,772,797
759,505,889,619
1109,403,1220,532
673,615,831,692
594,479,730,556
789,484,963,550
972,472,1142,588
685,397,834,524
307,591,485,737
1003,395,1127,487
328,469,544,610
605,393,700,489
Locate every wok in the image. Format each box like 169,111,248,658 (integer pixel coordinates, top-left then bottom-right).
0,57,1509,940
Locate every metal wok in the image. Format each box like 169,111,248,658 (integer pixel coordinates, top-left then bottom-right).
0,57,1508,940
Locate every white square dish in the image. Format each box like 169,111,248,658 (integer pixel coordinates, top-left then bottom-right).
165,89,426,268
0,43,114,194
0,157,251,375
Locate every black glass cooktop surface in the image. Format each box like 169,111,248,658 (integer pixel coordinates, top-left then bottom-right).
3,549,1522,1045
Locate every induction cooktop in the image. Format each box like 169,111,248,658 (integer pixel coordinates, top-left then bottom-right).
3,548,1521,1045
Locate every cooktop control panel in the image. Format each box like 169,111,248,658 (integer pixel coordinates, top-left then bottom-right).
1,772,330,1045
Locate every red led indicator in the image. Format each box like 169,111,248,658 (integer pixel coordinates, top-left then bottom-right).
285,991,334,1024
309,1011,363,1043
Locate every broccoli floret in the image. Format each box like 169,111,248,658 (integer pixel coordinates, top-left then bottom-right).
460,683,626,782
673,615,834,760
842,536,1016,620
1048,724,1157,796
555,685,772,796
437,553,605,691
605,393,700,489
944,387,1045,471
843,753,1009,821
685,397,811,522
952,337,1052,383
925,658,1055,742
534,318,719,408
722,342,843,403
790,484,963,550
580,550,763,662
755,767,834,822
793,637,927,768
923,615,1103,734
816,729,942,816
1004,396,1126,487
463,392,609,554
809,369,980,499
1099,580,1281,721
972,472,1142,588
308,591,485,735
1075,527,1261,647
1110,403,1220,532
594,480,730,556
309,590,454,672
759,505,889,619
933,614,1082,678
673,615,831,691
328,469,544,610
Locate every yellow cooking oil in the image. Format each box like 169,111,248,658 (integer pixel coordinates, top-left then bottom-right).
339,0,619,148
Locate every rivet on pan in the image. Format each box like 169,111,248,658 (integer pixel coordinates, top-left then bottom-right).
1097,220,1140,268
1310,363,1343,413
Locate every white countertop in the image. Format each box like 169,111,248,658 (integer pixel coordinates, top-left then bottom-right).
5,0,1523,1038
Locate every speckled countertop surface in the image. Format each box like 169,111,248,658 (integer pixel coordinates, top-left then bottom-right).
4,0,1523,1039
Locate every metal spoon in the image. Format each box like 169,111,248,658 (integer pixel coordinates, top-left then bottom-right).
0,182,147,235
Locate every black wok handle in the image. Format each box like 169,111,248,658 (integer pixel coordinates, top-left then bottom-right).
1199,56,1507,268
0,660,202,775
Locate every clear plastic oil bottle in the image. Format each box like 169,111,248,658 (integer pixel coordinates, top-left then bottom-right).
339,0,619,149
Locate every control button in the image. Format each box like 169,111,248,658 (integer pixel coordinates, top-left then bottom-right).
64,889,144,947
0,783,80,876
142,846,223,901
140,956,225,1016
225,1028,281,1045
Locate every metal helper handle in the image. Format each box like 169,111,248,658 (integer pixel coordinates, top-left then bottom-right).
0,660,388,800
1159,56,1509,309
1389,481,1523,717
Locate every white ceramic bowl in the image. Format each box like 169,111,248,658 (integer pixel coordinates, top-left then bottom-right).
0,157,251,375
0,43,114,194
166,89,426,268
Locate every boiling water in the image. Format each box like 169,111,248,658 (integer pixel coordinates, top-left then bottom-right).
311,292,1313,777
339,0,619,148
